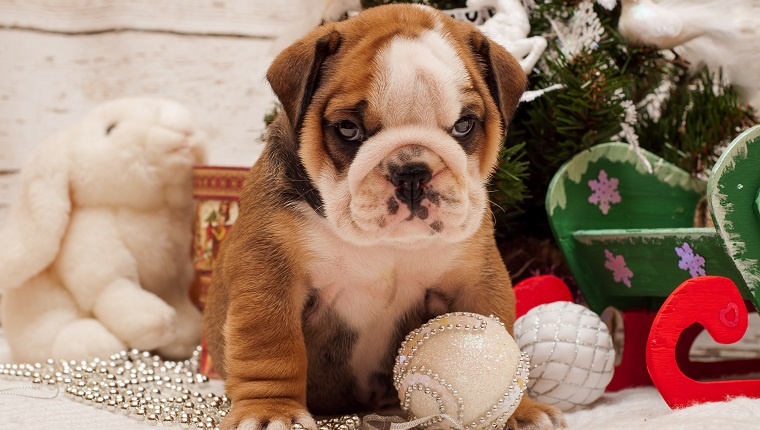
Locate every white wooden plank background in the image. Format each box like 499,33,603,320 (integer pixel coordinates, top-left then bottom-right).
0,0,302,37
0,173,18,221
0,0,312,224
0,29,277,167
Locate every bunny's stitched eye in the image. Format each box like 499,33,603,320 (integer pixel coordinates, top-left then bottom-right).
106,123,118,135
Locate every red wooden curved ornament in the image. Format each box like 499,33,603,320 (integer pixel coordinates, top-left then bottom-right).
647,276,760,408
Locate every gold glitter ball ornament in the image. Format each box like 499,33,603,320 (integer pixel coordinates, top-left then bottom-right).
393,312,529,430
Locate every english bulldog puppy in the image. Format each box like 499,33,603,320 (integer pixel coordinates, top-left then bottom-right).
203,4,565,430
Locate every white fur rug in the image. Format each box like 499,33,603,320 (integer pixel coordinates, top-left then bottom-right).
2,331,760,430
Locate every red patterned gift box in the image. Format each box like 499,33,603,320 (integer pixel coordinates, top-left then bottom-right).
191,166,249,378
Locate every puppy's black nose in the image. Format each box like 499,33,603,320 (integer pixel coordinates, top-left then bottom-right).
392,163,432,207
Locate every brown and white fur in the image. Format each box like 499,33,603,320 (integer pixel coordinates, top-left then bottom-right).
203,4,566,430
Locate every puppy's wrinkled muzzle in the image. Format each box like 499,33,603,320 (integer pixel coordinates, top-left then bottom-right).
391,163,432,209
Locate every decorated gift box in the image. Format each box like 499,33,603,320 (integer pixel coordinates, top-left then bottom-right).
191,166,249,378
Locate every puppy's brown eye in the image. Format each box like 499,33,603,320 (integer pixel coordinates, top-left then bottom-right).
451,117,475,138
336,121,363,142
106,123,117,135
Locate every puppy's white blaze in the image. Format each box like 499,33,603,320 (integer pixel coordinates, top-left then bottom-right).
412,3,435,13
371,30,470,129
347,126,468,196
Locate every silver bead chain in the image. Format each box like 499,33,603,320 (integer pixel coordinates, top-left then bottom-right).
0,347,361,430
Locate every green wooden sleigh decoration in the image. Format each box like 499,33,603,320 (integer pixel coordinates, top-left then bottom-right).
546,135,760,314
546,125,760,407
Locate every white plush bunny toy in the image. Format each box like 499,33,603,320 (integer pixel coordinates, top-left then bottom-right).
0,98,206,363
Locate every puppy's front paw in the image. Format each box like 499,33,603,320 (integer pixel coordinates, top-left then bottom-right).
222,399,315,430
507,397,566,430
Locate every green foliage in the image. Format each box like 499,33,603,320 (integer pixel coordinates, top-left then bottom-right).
502,2,635,235
498,0,755,241
639,68,756,175
489,142,529,235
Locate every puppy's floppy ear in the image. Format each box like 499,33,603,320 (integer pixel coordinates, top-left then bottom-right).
0,130,72,292
470,31,527,132
267,24,342,131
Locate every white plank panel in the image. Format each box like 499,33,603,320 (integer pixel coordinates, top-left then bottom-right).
0,141,15,172
0,28,278,168
0,172,18,227
0,172,18,202
0,0,305,38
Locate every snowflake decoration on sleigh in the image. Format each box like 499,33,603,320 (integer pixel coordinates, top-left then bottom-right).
588,169,621,215
675,242,706,278
604,249,633,288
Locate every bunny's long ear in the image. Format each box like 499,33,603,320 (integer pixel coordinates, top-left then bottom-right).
0,130,72,291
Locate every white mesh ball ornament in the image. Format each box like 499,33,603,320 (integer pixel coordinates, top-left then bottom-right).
393,313,529,430
514,302,615,411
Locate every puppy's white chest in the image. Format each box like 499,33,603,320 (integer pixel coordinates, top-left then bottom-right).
304,217,457,397
309,245,428,327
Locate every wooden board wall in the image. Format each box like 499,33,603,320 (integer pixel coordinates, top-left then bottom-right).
0,0,308,223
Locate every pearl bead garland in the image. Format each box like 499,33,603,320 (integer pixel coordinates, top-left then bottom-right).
0,347,360,430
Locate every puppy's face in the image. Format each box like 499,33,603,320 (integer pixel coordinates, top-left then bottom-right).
268,5,526,247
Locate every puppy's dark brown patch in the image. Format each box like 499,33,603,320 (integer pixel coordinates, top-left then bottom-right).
387,197,399,215
302,293,362,415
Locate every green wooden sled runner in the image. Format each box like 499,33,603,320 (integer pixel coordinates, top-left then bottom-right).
545,125,760,404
